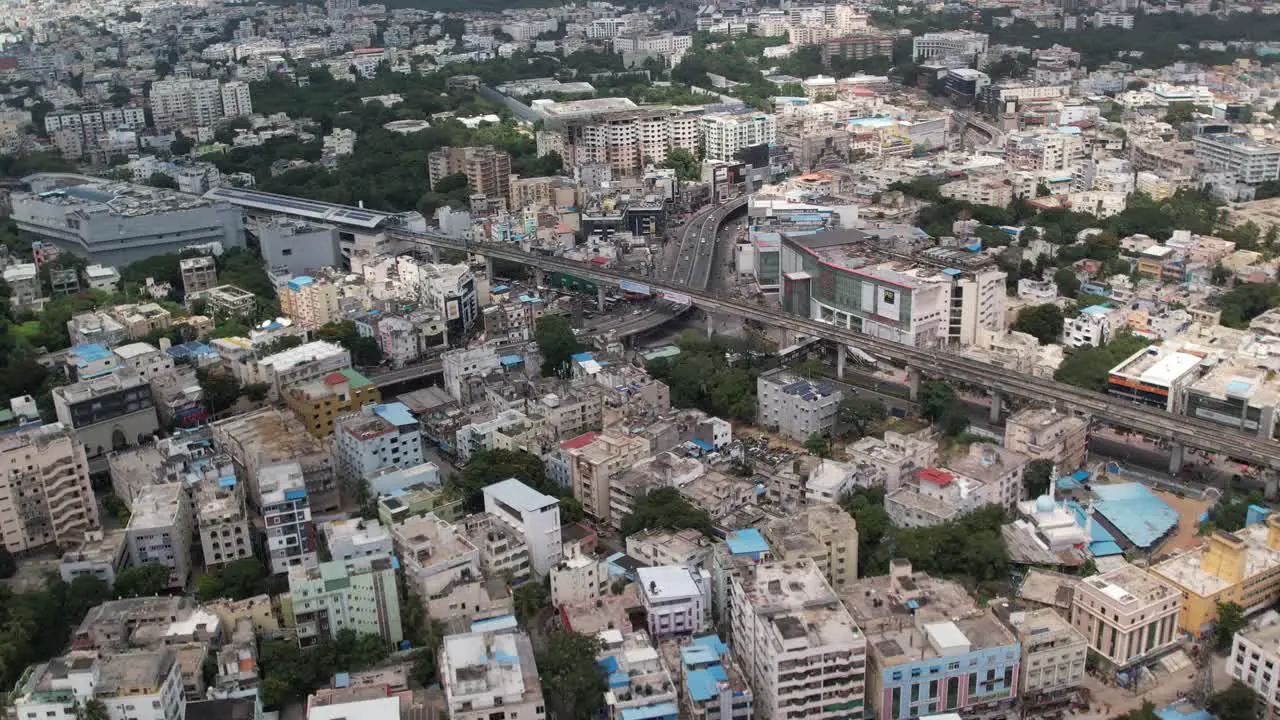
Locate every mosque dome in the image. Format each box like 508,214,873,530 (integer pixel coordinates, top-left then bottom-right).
1035,494,1056,513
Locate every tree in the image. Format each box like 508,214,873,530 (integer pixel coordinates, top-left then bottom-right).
534,314,582,377
1052,267,1080,298
1025,459,1054,498
1054,333,1150,391
0,545,15,579
918,380,966,436
1220,282,1280,329
197,369,241,415
535,632,608,720
315,320,382,366
67,575,112,622
453,449,552,512
513,580,550,623
804,433,832,458
147,172,179,190
663,147,700,182
1208,683,1257,720
1012,304,1064,345
113,564,169,598
79,699,109,720
1113,701,1159,720
196,558,271,602
1215,601,1247,650
621,486,715,538
839,397,887,439
840,489,893,576
170,132,193,156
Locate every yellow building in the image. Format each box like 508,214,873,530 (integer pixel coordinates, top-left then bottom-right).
283,368,381,437
1151,515,1280,637
279,275,341,328
763,504,859,590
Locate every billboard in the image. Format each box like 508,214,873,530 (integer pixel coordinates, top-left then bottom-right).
660,290,691,306
446,300,461,321
619,280,651,295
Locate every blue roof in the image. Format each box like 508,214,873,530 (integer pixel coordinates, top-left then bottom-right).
167,341,215,359
1083,304,1111,316
1226,379,1254,395
691,438,714,452
571,352,594,362
942,267,963,276
1248,504,1272,527
725,528,769,556
72,344,111,362
470,614,517,633
288,276,314,291
1156,705,1213,720
373,402,416,428
687,666,728,701
691,634,729,656
490,285,510,293
620,703,679,720
1057,476,1082,491
608,671,630,688
1065,500,1125,557
218,476,237,488
499,355,524,366
333,672,351,688
1092,483,1179,549
681,645,720,667
599,655,619,673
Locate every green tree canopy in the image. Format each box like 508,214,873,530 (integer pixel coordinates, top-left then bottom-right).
1013,304,1065,345
1215,601,1246,650
663,147,700,182
839,397,887,439
113,564,170,598
1026,459,1055,498
1054,332,1149,391
453,449,552,512
535,632,608,720
1208,682,1257,720
534,314,583,377
918,380,967,436
621,486,715,538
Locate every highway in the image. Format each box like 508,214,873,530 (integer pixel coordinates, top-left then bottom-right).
385,223,1280,470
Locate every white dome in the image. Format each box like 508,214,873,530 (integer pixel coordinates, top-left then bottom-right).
1035,495,1056,513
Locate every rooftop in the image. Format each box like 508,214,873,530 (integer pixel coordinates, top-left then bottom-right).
1152,519,1280,596
1109,346,1203,387
23,175,217,217
98,650,175,695
736,559,863,648
1080,562,1179,606
259,340,348,373
638,565,703,601
1091,482,1179,549
204,186,399,229
483,478,558,514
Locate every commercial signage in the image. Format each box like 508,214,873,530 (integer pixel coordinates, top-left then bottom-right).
660,290,692,306
619,280,651,295
446,300,461,321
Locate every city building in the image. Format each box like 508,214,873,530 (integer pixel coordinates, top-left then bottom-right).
913,30,989,61
0,424,99,553
1228,622,1280,719
322,518,394,563
462,512,533,585
194,478,253,570
844,561,1019,720
1194,133,1280,185
391,513,496,620
180,256,219,297
279,275,341,328
1151,517,1280,637
428,146,513,207
845,431,938,492
254,341,352,400
637,565,711,637
211,407,340,513
1003,408,1088,470
482,478,562,576
996,606,1087,701
700,112,777,163
439,629,545,720
550,542,608,606
200,285,257,317
114,341,176,382
286,554,402,646
671,634,754,720
284,369,381,437
124,483,193,590
10,175,243,265
626,528,716,570
1069,562,1181,667
1183,361,1280,440
547,108,700,177
1107,345,1204,413
756,369,842,442
729,558,867,720
150,78,224,130
569,432,652,521
53,368,160,462
221,81,253,118
11,649,185,720
60,530,128,585
255,462,319,573
334,403,424,482
596,630,679,720
764,505,858,590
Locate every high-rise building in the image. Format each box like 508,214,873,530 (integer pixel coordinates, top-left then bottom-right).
427,146,513,205
150,79,224,130
279,275,340,328
0,424,100,553
220,81,253,119
124,483,193,590
700,112,777,162
482,478,562,577
287,553,402,646
556,109,700,177
255,461,318,573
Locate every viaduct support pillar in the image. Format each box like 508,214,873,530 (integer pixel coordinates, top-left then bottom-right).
534,268,546,289
597,286,607,312
485,255,494,281
1168,442,1185,476
836,345,846,379
705,312,714,338
989,393,1003,425
907,367,921,403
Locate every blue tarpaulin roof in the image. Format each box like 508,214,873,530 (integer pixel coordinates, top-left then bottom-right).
470,615,517,633
499,355,523,366
609,672,630,688
571,352,594,362
687,666,728,702
620,703,679,720
1156,706,1213,720
490,285,510,293
691,438,713,452
1065,500,1124,557
725,529,769,556
599,655,619,673
1092,483,1178,549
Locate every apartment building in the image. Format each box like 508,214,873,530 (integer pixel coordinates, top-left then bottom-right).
462,512,533,585
1194,133,1280,185
569,432,652,521
538,386,605,438
626,528,716,569
638,565,712,637
550,542,608,606
125,483,193,590
428,146,513,204
1003,408,1088,470
0,424,99,553
335,403,424,482
1151,517,1280,637
998,607,1087,700
845,430,938,492
439,629,545,720
912,30,989,60
764,504,858,590
671,634,754,720
482,478,562,576
255,461,319,574
700,112,777,162
202,285,257,317
756,369,842,442
845,562,1019,720
820,34,894,66
12,649,185,720
279,275,341,328
220,81,253,118
150,78,225,130
254,341,351,400
558,108,700,177
1228,623,1280,720
114,341,176,382
946,443,1028,511
287,554,402,647
212,407,340,513
730,558,867,720
53,368,160,461
1070,562,1181,667
180,256,219,297
284,369,381,438
322,518,393,563
391,513,497,620
455,409,543,463
194,479,253,570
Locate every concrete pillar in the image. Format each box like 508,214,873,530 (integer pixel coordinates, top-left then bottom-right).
534,268,546,288
597,286,606,312
1168,441,1185,475
485,255,494,280
907,367,921,403
989,393,1002,425
705,312,714,338
1265,469,1278,502
836,345,846,379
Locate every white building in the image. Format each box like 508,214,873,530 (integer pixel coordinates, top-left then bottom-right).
442,344,502,402
700,112,777,162
255,461,318,573
11,649,186,720
84,265,121,291
113,341,176,382
124,483,193,590
1063,305,1113,348
637,565,711,637
912,30,989,60
729,559,866,720
334,403,424,483
482,478,562,577
550,542,608,606
150,78,224,130
321,518,394,563
254,340,351,400
220,81,254,119
440,629,545,720
756,369,842,442
1229,622,1280,720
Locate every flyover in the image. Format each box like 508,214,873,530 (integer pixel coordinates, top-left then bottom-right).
388,224,1280,471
